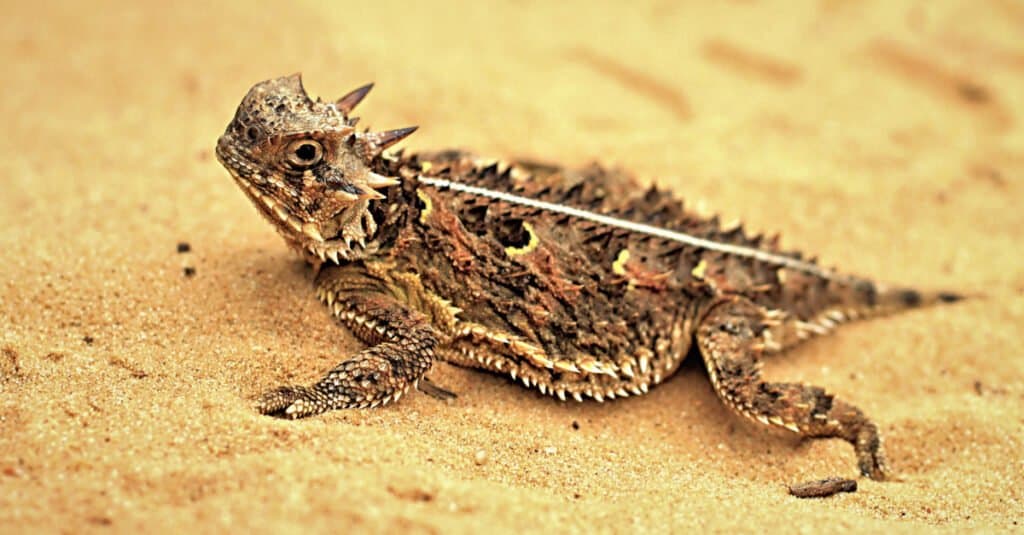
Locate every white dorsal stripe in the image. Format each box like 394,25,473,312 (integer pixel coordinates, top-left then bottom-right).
418,176,837,279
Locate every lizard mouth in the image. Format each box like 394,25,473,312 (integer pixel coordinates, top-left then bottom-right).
300,207,378,264
233,175,378,264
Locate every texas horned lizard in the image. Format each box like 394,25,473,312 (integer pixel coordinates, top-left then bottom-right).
215,75,962,481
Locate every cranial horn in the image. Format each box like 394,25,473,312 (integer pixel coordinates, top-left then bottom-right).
363,126,418,156
331,189,360,203
365,172,401,189
336,83,374,115
358,185,386,201
265,73,314,106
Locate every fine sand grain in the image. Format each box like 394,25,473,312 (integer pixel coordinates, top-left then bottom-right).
2,1,1022,533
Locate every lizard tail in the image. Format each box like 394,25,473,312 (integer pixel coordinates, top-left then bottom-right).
765,279,969,352
832,280,968,333
826,278,970,326
867,284,966,316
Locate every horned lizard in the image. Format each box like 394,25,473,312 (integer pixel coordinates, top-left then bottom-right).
215,74,962,481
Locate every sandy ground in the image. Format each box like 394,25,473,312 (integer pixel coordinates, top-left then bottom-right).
2,0,1023,532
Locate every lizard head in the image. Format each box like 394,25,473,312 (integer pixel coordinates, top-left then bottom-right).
216,74,415,264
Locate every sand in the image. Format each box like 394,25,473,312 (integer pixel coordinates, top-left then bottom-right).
2,0,1022,532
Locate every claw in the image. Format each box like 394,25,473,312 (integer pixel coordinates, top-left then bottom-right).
418,377,458,401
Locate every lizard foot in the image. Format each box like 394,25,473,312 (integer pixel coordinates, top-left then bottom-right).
256,385,331,419
697,297,893,481
855,422,890,481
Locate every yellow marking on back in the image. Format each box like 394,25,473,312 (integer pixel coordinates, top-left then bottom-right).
420,161,433,173
364,262,462,337
416,189,434,224
691,259,708,279
504,222,539,256
612,249,630,276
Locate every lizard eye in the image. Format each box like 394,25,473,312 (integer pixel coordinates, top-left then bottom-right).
285,139,324,168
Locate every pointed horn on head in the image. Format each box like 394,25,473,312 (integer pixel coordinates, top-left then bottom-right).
336,83,374,115
281,73,312,102
363,126,418,156
365,172,401,189
331,190,361,203
358,186,386,201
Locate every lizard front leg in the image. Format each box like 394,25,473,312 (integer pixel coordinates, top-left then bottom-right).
256,270,438,419
696,297,889,480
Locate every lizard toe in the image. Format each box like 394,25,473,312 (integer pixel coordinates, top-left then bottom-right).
855,424,890,481
256,385,329,419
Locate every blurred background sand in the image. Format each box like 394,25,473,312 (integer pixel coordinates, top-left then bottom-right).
1,0,1022,532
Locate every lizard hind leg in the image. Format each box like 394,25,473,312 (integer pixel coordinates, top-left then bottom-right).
696,297,889,480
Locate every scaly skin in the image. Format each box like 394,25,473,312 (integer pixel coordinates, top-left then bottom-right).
215,74,963,481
